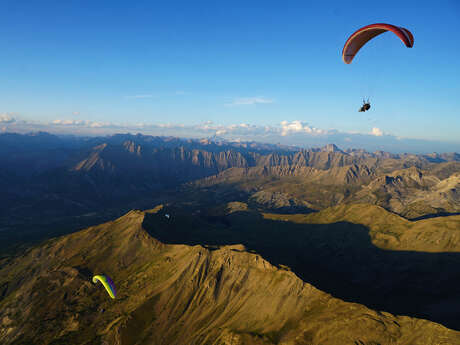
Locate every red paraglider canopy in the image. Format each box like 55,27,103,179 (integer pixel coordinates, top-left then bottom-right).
342,23,414,64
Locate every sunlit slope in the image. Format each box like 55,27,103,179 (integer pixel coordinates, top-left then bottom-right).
1,209,460,344
264,203,460,252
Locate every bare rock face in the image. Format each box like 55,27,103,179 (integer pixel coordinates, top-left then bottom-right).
1,209,460,345
352,167,460,217
226,202,249,214
249,191,311,211
321,143,343,153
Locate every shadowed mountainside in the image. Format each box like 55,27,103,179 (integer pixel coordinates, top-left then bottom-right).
143,203,460,330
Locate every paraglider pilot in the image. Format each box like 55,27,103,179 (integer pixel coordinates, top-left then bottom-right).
359,99,371,112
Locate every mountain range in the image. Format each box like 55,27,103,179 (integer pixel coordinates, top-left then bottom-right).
1,132,460,343
1,132,459,253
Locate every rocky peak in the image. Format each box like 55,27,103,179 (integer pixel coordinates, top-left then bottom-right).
322,144,343,153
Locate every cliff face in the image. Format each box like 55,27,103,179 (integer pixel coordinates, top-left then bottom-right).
1,209,460,345
351,167,460,217
71,143,369,177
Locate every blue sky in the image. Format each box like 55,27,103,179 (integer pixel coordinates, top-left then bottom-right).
1,0,459,152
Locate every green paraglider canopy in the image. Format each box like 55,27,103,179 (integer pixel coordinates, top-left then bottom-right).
92,275,116,299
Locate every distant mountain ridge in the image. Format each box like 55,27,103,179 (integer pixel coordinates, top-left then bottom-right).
1,131,459,253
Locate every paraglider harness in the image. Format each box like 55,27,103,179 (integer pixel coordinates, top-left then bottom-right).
359,99,371,112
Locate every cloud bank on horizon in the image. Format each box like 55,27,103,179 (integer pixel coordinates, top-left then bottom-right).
0,113,16,124
1,114,458,154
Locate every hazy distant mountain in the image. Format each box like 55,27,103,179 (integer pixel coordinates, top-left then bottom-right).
1,206,460,344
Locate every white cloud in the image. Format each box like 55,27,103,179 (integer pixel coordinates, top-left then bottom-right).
371,127,383,136
52,119,85,126
89,121,110,128
51,119,114,128
215,129,227,136
280,120,325,136
0,113,16,123
225,97,274,106
157,123,185,128
192,120,327,139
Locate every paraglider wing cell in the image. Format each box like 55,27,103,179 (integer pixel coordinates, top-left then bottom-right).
400,27,414,47
92,275,117,299
342,23,414,64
